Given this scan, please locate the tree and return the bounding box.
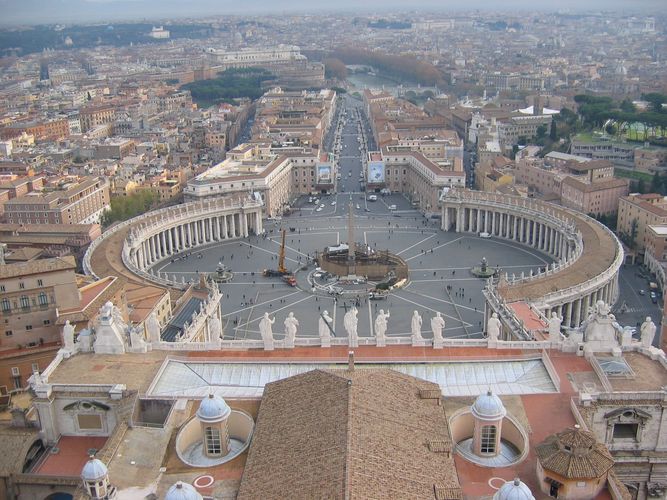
[324,58,347,80]
[536,124,548,139]
[651,172,663,193]
[620,98,635,113]
[629,218,639,249]
[549,120,558,141]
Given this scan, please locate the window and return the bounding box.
[31,363,39,373]
[5,330,12,337]
[19,282,25,289]
[205,426,222,455]
[0,285,4,292]
[1,299,10,313]
[11,367,19,376]
[43,319,50,325]
[38,293,48,306]
[20,296,29,310]
[25,325,32,331]
[37,279,43,287]
[613,423,639,440]
[480,425,497,454]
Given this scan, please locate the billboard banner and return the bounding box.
[317,163,332,184]
[367,161,385,184]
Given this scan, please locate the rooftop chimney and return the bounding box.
[348,351,355,371]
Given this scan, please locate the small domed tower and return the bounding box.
[81,455,115,499]
[164,481,203,500]
[471,390,506,457]
[196,393,231,458]
[493,477,535,500]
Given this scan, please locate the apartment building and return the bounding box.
[4,177,110,225]
[618,193,667,254]
[0,256,79,351]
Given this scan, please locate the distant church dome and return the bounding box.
[493,478,535,500]
[196,393,231,423]
[472,390,507,421]
[165,481,203,500]
[81,457,108,481]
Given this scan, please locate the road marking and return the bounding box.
[396,234,436,256]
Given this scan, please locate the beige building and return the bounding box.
[4,177,110,225]
[617,193,667,254]
[185,143,318,216]
[560,176,629,217]
[0,257,79,352]
[0,257,81,390]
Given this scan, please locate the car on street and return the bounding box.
[639,289,646,295]
[316,207,323,212]
[331,201,336,206]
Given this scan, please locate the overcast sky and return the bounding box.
[0,0,664,26]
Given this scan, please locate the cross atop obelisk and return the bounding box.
[347,201,355,263]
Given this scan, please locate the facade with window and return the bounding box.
[0,256,79,352]
[0,256,81,390]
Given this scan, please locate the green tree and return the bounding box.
[620,98,635,113]
[651,172,663,193]
[100,190,158,228]
[536,125,547,139]
[549,120,558,141]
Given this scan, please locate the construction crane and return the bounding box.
[263,229,296,286]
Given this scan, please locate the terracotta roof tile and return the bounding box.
[238,368,460,500]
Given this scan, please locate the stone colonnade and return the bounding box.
[127,199,264,272]
[442,190,622,330]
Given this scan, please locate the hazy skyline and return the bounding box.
[0,0,665,26]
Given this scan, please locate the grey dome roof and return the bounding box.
[472,390,507,421]
[493,478,535,500]
[165,481,203,500]
[196,393,231,423]
[81,457,108,481]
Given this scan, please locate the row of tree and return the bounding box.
[100,190,158,228]
[180,67,274,107]
[574,94,667,140]
[331,47,444,86]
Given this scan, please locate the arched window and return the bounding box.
[481,425,497,454]
[1,298,9,312]
[38,292,48,306]
[20,296,30,310]
[205,426,222,455]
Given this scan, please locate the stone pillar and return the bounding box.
[573,298,582,327]
[491,211,496,235]
[256,211,262,234]
[476,209,482,233]
[148,236,155,262]
[230,214,236,238]
[159,232,166,258]
[513,216,518,241]
[468,208,474,232]
[566,301,575,328]
[223,215,229,239]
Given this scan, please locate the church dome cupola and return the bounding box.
[493,477,535,500]
[165,481,203,500]
[472,390,507,421]
[196,393,231,424]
